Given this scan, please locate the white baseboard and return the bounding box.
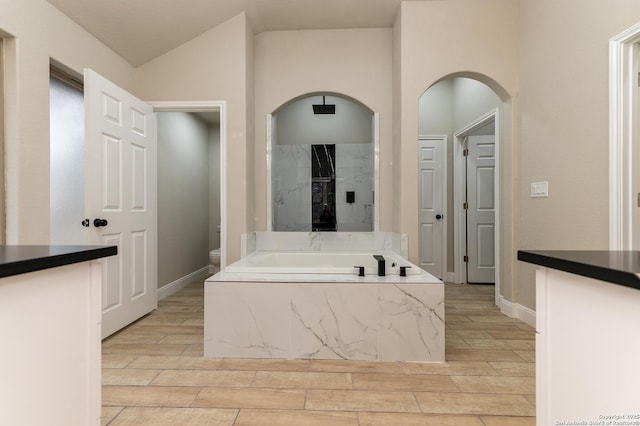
[444,272,456,283]
[498,295,536,327]
[157,266,213,301]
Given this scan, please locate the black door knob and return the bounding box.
[435,214,443,220]
[93,218,108,228]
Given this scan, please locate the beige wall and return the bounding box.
[209,124,221,251]
[135,13,255,264]
[157,112,210,288]
[254,28,393,231]
[0,0,134,244]
[396,0,519,302]
[392,10,403,233]
[517,0,640,308]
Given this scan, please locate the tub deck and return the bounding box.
[223,251,421,276]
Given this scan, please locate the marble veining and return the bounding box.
[205,283,289,359]
[290,285,378,360]
[378,284,444,362]
[271,143,373,232]
[205,279,444,362]
[253,231,395,253]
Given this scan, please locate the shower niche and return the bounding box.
[270,94,376,232]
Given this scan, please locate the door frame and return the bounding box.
[418,135,447,279]
[609,22,640,250]
[149,101,228,269]
[453,109,500,300]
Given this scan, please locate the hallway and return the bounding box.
[101,282,535,425]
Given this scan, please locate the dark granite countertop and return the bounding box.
[517,250,640,291]
[0,245,117,278]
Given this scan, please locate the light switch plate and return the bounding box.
[531,181,549,198]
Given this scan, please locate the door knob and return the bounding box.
[435,214,443,220]
[81,218,90,227]
[93,218,108,227]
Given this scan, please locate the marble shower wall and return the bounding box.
[335,143,374,231]
[272,143,373,232]
[272,145,312,231]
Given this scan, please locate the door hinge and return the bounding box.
[463,202,469,210]
[463,255,469,263]
[463,148,469,157]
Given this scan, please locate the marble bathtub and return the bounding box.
[225,251,421,276]
[204,232,444,362]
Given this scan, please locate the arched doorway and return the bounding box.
[418,74,511,309]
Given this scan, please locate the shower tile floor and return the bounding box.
[101,282,535,425]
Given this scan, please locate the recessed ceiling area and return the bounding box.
[46,0,413,67]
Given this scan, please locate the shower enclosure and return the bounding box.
[270,94,375,232]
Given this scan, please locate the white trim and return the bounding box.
[453,109,501,306]
[418,135,447,280]
[497,294,536,328]
[609,23,640,250]
[453,135,466,284]
[266,114,273,231]
[373,112,380,231]
[148,101,228,269]
[157,266,211,301]
[444,272,455,283]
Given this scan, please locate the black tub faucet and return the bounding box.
[373,255,385,276]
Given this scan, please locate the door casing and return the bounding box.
[454,109,500,303]
[609,22,640,250]
[149,101,227,270]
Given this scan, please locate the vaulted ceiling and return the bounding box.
[47,0,412,67]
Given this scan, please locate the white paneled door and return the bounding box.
[418,137,446,279]
[466,134,495,283]
[85,69,158,338]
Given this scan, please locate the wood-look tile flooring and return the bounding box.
[102,282,535,425]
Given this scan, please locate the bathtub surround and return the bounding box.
[242,231,407,257]
[205,232,443,362]
[206,280,443,361]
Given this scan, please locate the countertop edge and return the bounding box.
[517,250,640,291]
[0,246,118,279]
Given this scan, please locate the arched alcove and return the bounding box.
[268,93,378,232]
[418,74,514,312]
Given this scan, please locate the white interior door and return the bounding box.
[466,134,495,283]
[85,69,158,338]
[418,136,446,279]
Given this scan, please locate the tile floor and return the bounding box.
[102,282,535,425]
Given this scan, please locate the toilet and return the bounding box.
[209,248,221,273]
